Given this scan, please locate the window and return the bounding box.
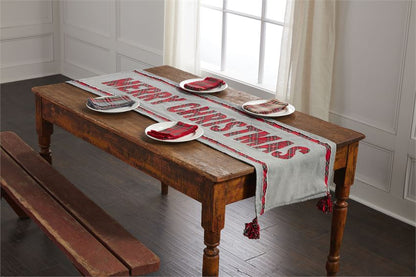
[200,0,287,95]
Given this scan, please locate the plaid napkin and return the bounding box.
[147,122,198,140]
[87,95,135,110]
[184,77,225,91]
[244,99,289,115]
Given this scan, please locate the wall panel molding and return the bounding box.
[404,155,416,202]
[0,24,54,40]
[412,95,416,140]
[116,54,152,72]
[0,0,53,28]
[391,0,414,135]
[329,110,397,136]
[355,141,394,193]
[1,33,54,68]
[331,0,415,225]
[116,40,163,66]
[61,0,163,80]
[116,0,164,55]
[63,24,113,51]
[0,0,59,83]
[63,35,112,76]
[331,0,412,135]
[61,61,96,80]
[62,0,111,37]
[116,38,164,57]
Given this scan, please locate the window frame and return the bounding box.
[200,0,285,96]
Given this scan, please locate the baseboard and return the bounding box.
[1,62,59,84]
[350,194,416,227]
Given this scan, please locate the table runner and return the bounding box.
[68,70,336,238]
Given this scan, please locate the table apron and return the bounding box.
[40,100,219,203]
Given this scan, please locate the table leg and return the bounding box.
[35,96,53,164]
[201,184,226,276]
[326,142,359,276]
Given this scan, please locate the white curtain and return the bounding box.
[276,0,337,121]
[163,0,200,74]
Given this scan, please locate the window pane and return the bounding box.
[200,7,222,70]
[201,0,223,9]
[266,0,287,23]
[225,14,260,84]
[262,23,283,91]
[227,0,262,17]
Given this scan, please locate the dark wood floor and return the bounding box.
[1,75,415,276]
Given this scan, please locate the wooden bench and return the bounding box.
[1,131,160,276]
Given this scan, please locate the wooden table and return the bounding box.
[33,65,365,276]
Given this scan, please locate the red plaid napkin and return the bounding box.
[87,95,135,110]
[147,122,198,140]
[244,99,289,115]
[184,77,225,91]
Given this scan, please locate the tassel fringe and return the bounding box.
[317,192,333,213]
[244,194,332,240]
[244,217,260,239]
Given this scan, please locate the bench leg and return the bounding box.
[161,182,168,195]
[326,142,359,276]
[201,184,226,276]
[1,188,29,219]
[35,96,53,164]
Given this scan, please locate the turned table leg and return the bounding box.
[326,142,359,276]
[201,184,226,276]
[35,96,53,164]
[203,230,221,276]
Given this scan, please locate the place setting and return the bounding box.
[241,98,295,117]
[86,95,140,113]
[145,121,203,143]
[179,77,228,93]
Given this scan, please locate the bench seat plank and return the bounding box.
[0,131,160,276]
[1,149,129,276]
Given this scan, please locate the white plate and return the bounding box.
[179,78,228,93]
[145,121,204,143]
[242,99,295,117]
[86,96,140,113]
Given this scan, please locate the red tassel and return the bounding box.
[244,217,260,239]
[317,193,333,213]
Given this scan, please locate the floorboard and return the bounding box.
[1,75,415,276]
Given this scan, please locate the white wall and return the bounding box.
[0,0,414,225]
[330,0,415,225]
[60,0,164,79]
[0,0,60,83]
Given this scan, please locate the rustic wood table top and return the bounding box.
[32,65,365,276]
